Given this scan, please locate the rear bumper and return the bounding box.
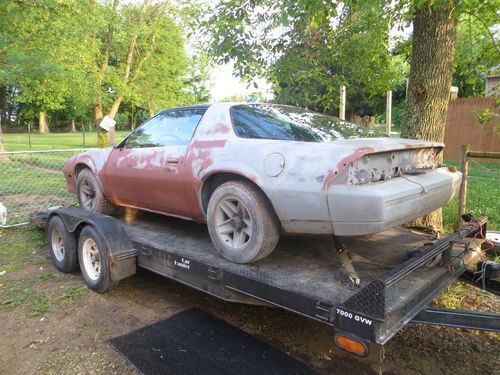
[328,168,461,236]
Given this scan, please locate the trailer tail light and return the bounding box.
[334,334,369,357]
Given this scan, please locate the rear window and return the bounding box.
[230,104,382,142]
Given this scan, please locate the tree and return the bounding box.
[400,1,457,231]
[452,3,499,97]
[205,1,404,115]
[0,1,96,133]
[92,0,193,145]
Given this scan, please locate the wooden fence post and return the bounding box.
[458,144,469,227]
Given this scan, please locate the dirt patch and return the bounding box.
[0,228,498,374]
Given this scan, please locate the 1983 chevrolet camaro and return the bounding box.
[64,103,461,263]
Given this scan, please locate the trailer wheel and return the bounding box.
[78,225,118,293]
[76,169,115,215]
[47,216,78,273]
[207,181,280,263]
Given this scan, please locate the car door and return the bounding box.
[102,108,206,216]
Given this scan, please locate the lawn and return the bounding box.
[1,131,499,230]
[443,160,499,231]
[3,130,130,151]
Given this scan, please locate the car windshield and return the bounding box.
[230,104,383,142]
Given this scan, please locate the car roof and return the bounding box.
[162,104,211,111]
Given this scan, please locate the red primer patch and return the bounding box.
[322,147,375,191]
[205,123,230,135]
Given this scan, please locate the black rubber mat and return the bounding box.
[109,308,317,375]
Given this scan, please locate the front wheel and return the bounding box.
[207,181,280,263]
[76,168,115,215]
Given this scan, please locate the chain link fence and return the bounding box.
[0,149,92,227]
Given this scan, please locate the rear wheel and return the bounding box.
[76,168,115,214]
[207,181,280,263]
[78,225,118,293]
[47,216,78,273]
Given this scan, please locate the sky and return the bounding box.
[209,63,273,101]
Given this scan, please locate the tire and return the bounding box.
[207,181,280,263]
[47,216,78,273]
[76,168,115,215]
[78,225,118,293]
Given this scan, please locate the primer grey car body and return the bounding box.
[64,103,461,236]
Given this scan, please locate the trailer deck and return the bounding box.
[31,207,499,355]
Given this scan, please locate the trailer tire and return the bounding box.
[47,216,78,273]
[76,169,115,215]
[78,225,118,293]
[207,181,280,263]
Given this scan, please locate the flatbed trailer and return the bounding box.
[31,207,500,357]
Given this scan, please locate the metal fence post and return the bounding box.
[458,144,469,227]
[82,125,86,150]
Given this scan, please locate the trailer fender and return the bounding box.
[48,207,137,281]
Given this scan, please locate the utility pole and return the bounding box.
[339,85,346,120]
[386,90,392,136]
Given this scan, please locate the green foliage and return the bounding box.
[452,3,500,97]
[475,98,500,133]
[0,1,96,114]
[0,0,210,134]
[205,1,405,115]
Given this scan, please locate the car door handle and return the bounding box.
[167,158,180,164]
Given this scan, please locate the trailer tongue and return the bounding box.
[31,208,499,357]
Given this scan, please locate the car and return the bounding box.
[63,103,461,263]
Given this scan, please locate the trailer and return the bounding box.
[30,207,500,357]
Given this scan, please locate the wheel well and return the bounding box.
[74,163,90,177]
[200,173,280,224]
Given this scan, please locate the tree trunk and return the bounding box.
[401,1,458,232]
[70,119,76,132]
[108,93,124,119]
[107,0,149,120]
[39,111,49,133]
[94,104,108,147]
[94,0,120,148]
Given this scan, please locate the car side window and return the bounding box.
[125,109,206,148]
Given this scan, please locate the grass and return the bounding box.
[443,160,499,231]
[0,227,87,317]
[3,131,130,151]
[0,227,46,271]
